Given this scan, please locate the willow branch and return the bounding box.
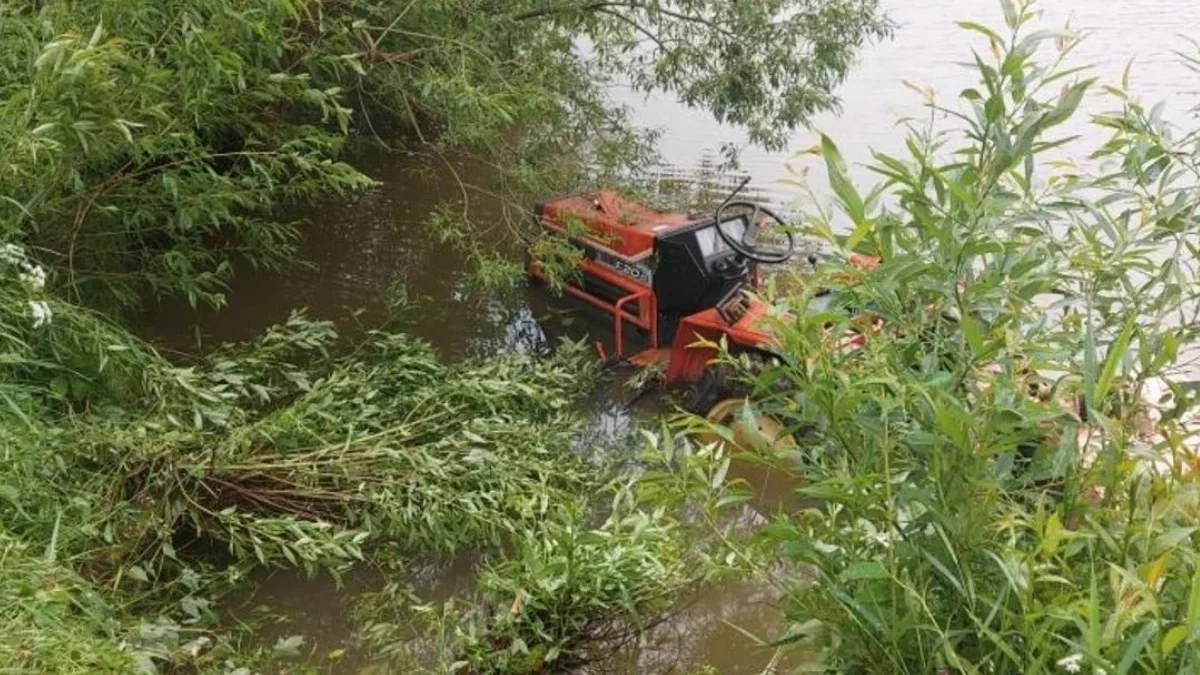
[594,7,668,52]
[513,0,734,38]
[512,0,617,21]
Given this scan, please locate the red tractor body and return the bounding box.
[527,189,782,386]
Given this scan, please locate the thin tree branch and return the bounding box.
[594,7,668,53]
[513,0,616,21]
[514,0,735,39]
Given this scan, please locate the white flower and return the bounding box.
[19,263,45,291]
[0,243,23,266]
[28,300,51,328]
[1057,653,1083,673]
[183,635,211,657]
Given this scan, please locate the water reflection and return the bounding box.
[138,146,558,360]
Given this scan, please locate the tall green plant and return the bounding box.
[698,1,1200,672]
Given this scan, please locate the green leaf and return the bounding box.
[715,493,752,509]
[1115,621,1157,674]
[273,635,305,658]
[1154,527,1195,551]
[765,619,823,648]
[833,589,886,636]
[957,21,1004,46]
[822,134,866,226]
[1188,557,1200,629]
[1043,513,1064,556]
[44,511,60,563]
[1000,0,1020,30]
[1044,80,1095,128]
[985,94,1005,124]
[846,219,873,252]
[1096,315,1137,404]
[88,22,104,48]
[840,560,889,581]
[961,314,985,355]
[711,456,730,490]
[921,546,967,599]
[1162,625,1188,656]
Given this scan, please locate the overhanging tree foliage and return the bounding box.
[0,0,889,308]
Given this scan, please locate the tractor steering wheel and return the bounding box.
[714,200,795,265]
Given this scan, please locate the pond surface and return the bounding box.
[143,1,1200,672]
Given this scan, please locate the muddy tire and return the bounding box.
[682,350,786,414]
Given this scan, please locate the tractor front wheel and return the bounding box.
[683,353,799,452]
[696,397,795,453]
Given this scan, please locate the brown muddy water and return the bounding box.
[141,1,1200,671]
[138,148,553,360]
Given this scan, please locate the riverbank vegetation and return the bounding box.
[9,0,1200,673]
[706,2,1200,672]
[0,292,742,672]
[0,1,885,670]
[0,0,888,308]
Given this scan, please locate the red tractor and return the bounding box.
[526,179,812,418]
[526,192,1077,474]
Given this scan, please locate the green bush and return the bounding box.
[700,1,1200,672]
[356,434,746,674]
[457,499,695,672]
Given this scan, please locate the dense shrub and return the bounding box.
[703,2,1200,672]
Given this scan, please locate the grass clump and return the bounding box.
[0,533,133,674]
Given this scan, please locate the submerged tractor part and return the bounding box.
[694,394,803,516]
[685,357,797,453]
[695,397,796,454]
